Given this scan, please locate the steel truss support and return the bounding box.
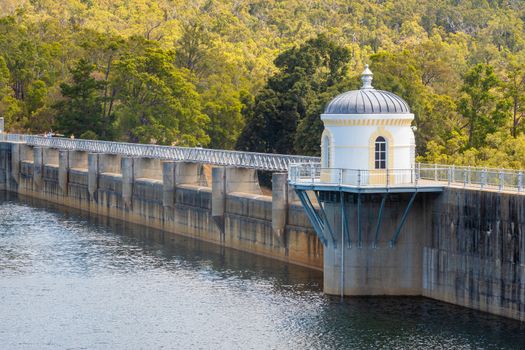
[296,189,417,248]
[295,189,328,246]
[389,191,418,246]
[314,191,337,247]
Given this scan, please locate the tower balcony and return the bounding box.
[289,163,525,194]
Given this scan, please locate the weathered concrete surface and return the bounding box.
[423,188,525,321]
[320,188,524,321]
[0,142,321,271]
[322,192,434,296]
[272,173,288,242]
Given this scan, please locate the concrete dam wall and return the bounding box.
[320,190,524,321]
[0,141,523,321]
[424,188,525,321]
[0,142,322,270]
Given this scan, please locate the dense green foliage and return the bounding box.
[236,35,351,154]
[54,59,113,139]
[2,1,525,167]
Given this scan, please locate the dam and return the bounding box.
[0,134,523,323]
[0,68,523,324]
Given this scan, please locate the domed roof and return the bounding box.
[324,65,410,114]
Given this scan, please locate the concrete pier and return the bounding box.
[311,188,524,321]
[211,166,226,236]
[121,157,133,210]
[162,161,176,208]
[33,147,43,192]
[87,153,98,200]
[272,173,288,242]
[58,150,68,195]
[321,193,433,296]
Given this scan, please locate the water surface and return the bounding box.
[0,195,523,349]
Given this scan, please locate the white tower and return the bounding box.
[320,65,415,183]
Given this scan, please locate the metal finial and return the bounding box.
[361,64,373,89]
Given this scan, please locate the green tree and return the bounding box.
[501,55,525,138]
[0,56,10,98]
[174,19,211,77]
[0,55,23,130]
[458,64,500,148]
[113,48,209,146]
[54,59,112,138]
[202,84,245,149]
[237,35,350,155]
[26,80,48,115]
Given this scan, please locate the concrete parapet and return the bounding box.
[88,153,99,199]
[175,162,202,186]
[98,154,121,174]
[20,144,33,162]
[225,167,261,194]
[134,157,162,181]
[33,147,43,191]
[58,150,69,195]
[121,157,134,210]
[43,147,59,166]
[272,173,288,241]
[69,151,88,170]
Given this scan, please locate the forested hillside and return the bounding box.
[1,0,525,167]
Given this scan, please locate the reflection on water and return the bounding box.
[0,193,523,349]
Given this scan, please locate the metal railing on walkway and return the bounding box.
[3,132,524,192]
[288,163,525,193]
[0,133,319,172]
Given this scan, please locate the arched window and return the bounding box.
[322,134,331,168]
[374,136,387,169]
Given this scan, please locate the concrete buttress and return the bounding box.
[212,166,225,237]
[162,161,175,208]
[272,173,288,242]
[88,153,98,201]
[33,147,43,192]
[121,157,134,210]
[58,150,69,196]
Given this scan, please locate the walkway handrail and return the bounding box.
[289,162,525,193]
[3,132,524,191]
[0,133,319,172]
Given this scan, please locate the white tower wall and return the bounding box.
[319,66,416,185]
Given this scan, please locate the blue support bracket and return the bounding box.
[314,190,337,247]
[389,191,417,246]
[373,193,387,248]
[295,189,328,246]
[303,190,324,231]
